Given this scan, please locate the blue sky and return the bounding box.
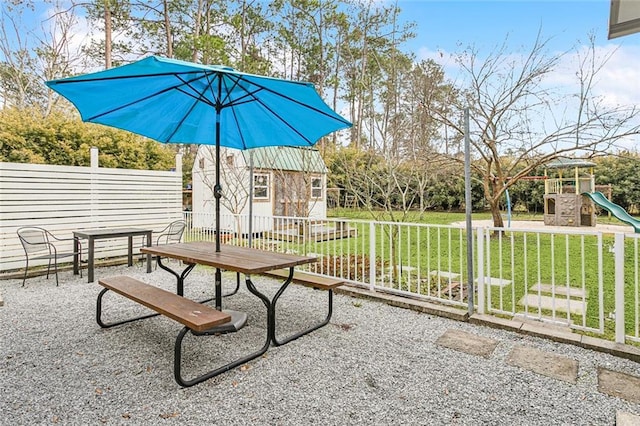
[11,1,637,53]
[12,1,637,60]
[398,0,621,53]
[7,1,640,111]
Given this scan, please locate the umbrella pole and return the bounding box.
[214,101,222,311]
[214,116,222,253]
[248,150,254,248]
[211,102,246,329]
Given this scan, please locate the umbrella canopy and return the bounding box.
[46,56,352,251]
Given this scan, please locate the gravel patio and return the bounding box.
[1,263,639,425]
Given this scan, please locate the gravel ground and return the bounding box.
[1,264,639,425]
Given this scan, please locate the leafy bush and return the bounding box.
[0,107,176,170]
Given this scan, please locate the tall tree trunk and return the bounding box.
[193,0,203,62]
[489,199,504,228]
[104,1,112,68]
[163,0,173,58]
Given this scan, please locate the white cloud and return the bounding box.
[37,2,99,73]
[416,46,467,86]
[419,39,640,110]
[592,44,640,107]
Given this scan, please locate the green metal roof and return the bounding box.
[544,158,596,169]
[241,146,327,173]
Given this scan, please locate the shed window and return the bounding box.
[311,177,322,199]
[254,174,269,200]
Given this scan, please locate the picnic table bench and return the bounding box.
[261,269,344,346]
[97,276,257,387]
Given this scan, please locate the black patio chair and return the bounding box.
[155,220,186,246]
[17,226,82,286]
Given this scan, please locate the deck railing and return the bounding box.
[183,211,639,345]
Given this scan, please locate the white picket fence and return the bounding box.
[0,148,183,272]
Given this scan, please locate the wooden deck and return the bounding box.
[264,223,357,242]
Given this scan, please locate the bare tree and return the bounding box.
[37,2,84,114]
[0,1,83,114]
[335,146,448,282]
[426,32,640,228]
[196,146,251,214]
[195,146,251,237]
[0,3,40,109]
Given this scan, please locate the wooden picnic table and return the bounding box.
[143,241,316,273]
[140,242,318,337]
[99,242,335,386]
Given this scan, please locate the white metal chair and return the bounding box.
[17,227,82,286]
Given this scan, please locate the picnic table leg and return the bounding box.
[270,267,334,347]
[96,288,160,328]
[156,257,196,297]
[175,278,272,388]
[174,322,270,387]
[222,272,241,298]
[215,268,222,310]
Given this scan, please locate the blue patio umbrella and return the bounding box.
[46,56,351,251]
[46,56,351,322]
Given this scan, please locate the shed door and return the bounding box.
[274,172,307,217]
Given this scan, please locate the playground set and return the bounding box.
[541,158,640,232]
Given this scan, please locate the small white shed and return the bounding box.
[192,146,328,235]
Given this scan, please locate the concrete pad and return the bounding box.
[475,276,512,287]
[598,367,640,404]
[435,329,499,358]
[529,283,587,298]
[429,271,460,283]
[389,265,417,272]
[518,294,586,315]
[617,411,640,426]
[506,346,578,384]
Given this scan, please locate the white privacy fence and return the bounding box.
[183,211,640,345]
[0,148,183,272]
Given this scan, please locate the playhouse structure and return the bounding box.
[543,158,597,227]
